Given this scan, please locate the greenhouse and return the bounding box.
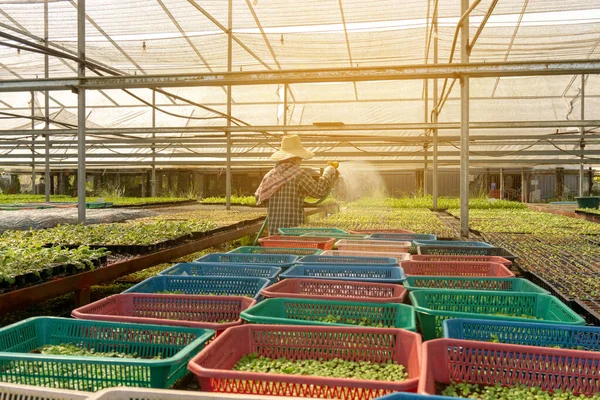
[1,1,600,399]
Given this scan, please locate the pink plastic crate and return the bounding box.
[400,260,515,277]
[348,229,414,234]
[261,278,408,303]
[321,250,410,262]
[336,239,412,253]
[259,235,335,250]
[72,293,255,334]
[410,254,512,267]
[188,325,422,399]
[419,338,600,396]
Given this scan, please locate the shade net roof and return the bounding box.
[1,0,600,170]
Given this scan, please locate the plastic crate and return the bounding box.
[278,227,348,236]
[413,240,493,248]
[403,276,549,294]
[321,250,411,261]
[194,253,298,267]
[336,239,412,253]
[0,383,87,400]
[443,318,600,351]
[419,338,600,396]
[72,294,255,334]
[228,246,322,256]
[417,245,517,260]
[400,260,515,277]
[89,387,305,399]
[370,233,436,241]
[188,325,422,398]
[375,394,453,400]
[258,235,335,250]
[158,262,281,282]
[297,254,400,267]
[409,290,586,340]
[261,278,408,303]
[410,254,512,267]
[123,276,271,301]
[348,229,414,234]
[240,298,416,331]
[281,264,406,283]
[0,317,214,392]
[301,232,370,240]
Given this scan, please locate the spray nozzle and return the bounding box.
[327,161,339,169]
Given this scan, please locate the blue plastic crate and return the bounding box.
[376,394,454,399]
[443,318,600,351]
[278,227,348,236]
[370,233,437,241]
[194,253,297,267]
[281,265,406,283]
[159,262,281,281]
[228,246,322,256]
[413,240,493,248]
[297,254,399,267]
[123,276,271,300]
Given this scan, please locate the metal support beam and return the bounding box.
[77,0,86,223]
[151,90,156,197]
[460,0,470,238]
[283,84,288,126]
[580,74,586,197]
[4,60,600,92]
[225,0,232,210]
[44,0,50,202]
[30,91,36,195]
[423,76,428,196]
[521,168,526,203]
[499,168,504,199]
[432,2,439,210]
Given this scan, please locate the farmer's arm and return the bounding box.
[297,167,335,199]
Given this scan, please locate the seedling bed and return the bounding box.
[573,299,600,326]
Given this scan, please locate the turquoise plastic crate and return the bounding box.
[403,276,549,294]
[413,240,493,248]
[228,246,322,256]
[158,262,281,281]
[376,394,453,400]
[281,265,406,283]
[370,233,436,241]
[297,254,399,267]
[124,276,271,300]
[0,317,214,392]
[278,227,347,236]
[194,253,297,267]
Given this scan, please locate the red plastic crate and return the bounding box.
[259,235,335,250]
[188,325,422,399]
[400,260,514,277]
[419,338,600,396]
[336,239,412,253]
[261,278,408,303]
[72,293,255,334]
[348,229,414,234]
[321,250,410,262]
[410,254,512,267]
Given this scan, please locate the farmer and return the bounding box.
[255,135,337,235]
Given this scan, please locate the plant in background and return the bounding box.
[98,183,125,199]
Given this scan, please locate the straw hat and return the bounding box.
[270,135,314,161]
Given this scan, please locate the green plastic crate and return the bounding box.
[278,227,348,236]
[0,317,214,392]
[409,290,585,340]
[240,297,416,331]
[228,246,323,256]
[300,233,370,240]
[403,277,549,294]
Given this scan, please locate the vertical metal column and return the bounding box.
[579,74,586,197]
[77,0,86,223]
[459,0,470,238]
[31,91,36,195]
[423,78,428,196]
[521,168,526,203]
[151,90,156,197]
[432,4,439,210]
[499,168,504,200]
[283,84,288,126]
[44,0,50,201]
[225,0,233,210]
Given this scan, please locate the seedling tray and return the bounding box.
[259,235,335,250]
[573,298,600,326]
[188,325,422,398]
[158,262,281,282]
[417,245,518,260]
[72,294,255,334]
[419,338,600,396]
[321,250,410,261]
[297,254,399,267]
[228,246,322,256]
[123,276,271,301]
[336,239,411,253]
[240,298,416,331]
[403,276,548,294]
[410,254,512,267]
[400,260,514,277]
[443,318,600,351]
[278,227,347,236]
[0,317,214,392]
[194,253,298,267]
[0,383,88,400]
[409,290,585,340]
[281,264,406,283]
[261,278,407,303]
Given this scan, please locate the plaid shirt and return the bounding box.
[266,169,332,235]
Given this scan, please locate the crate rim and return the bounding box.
[403,276,549,294]
[0,382,88,399]
[158,262,282,279]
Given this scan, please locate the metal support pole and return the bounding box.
[151,90,156,197]
[423,78,428,196]
[225,0,232,210]
[77,0,86,223]
[521,168,526,203]
[432,4,439,209]
[499,168,504,199]
[44,0,50,202]
[460,0,470,238]
[283,84,288,126]
[580,74,586,197]
[31,91,36,195]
